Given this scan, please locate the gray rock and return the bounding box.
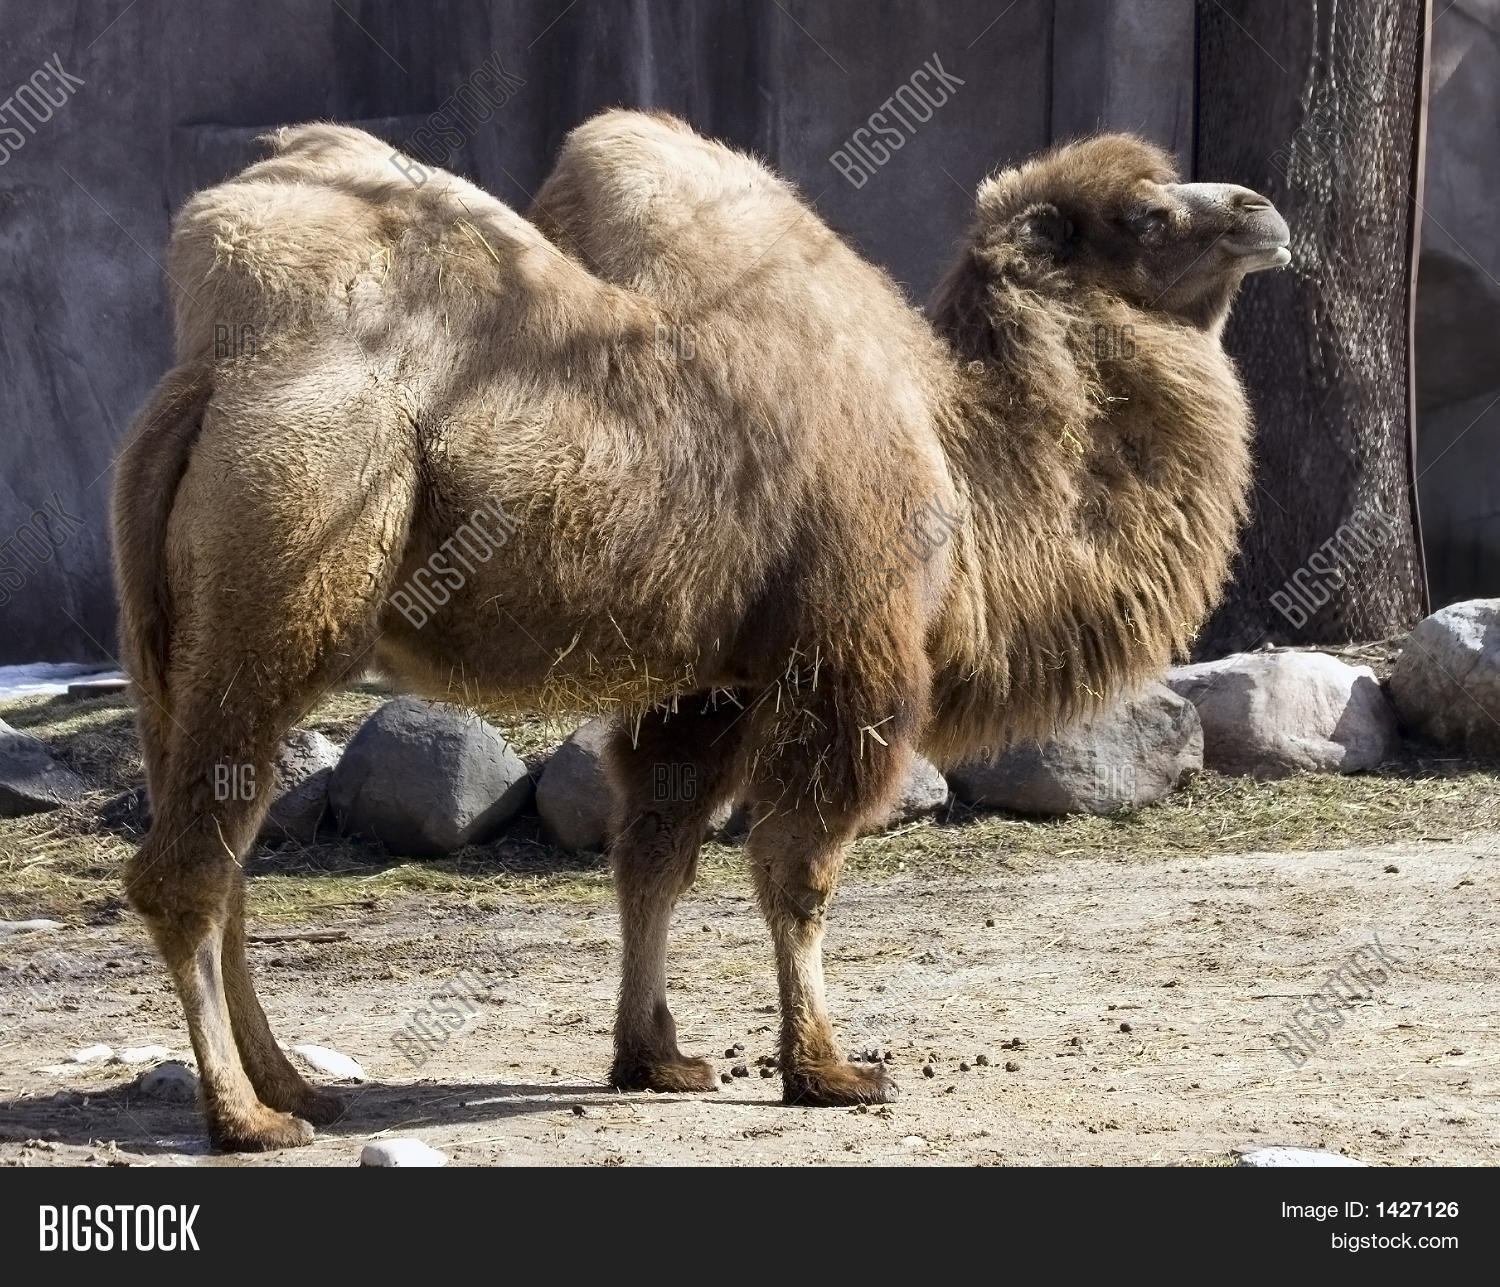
[98,785,150,836]
[137,1061,199,1104]
[64,678,130,700]
[949,684,1201,816]
[329,698,531,857]
[0,718,86,816]
[1390,600,1500,755]
[1238,1147,1366,1168]
[259,729,341,844]
[1167,651,1398,778]
[865,755,949,832]
[711,801,754,844]
[536,718,616,853]
[706,797,737,838]
[359,1138,447,1167]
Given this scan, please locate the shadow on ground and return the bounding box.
[0,1076,773,1157]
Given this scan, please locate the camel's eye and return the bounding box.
[1128,207,1170,244]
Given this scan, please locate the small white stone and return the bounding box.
[138,1062,199,1103]
[0,918,65,936]
[66,1044,115,1065]
[901,1135,928,1151]
[114,1045,171,1065]
[359,1138,447,1167]
[1239,1147,1367,1167]
[291,1043,366,1081]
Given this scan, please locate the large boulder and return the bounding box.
[0,718,86,816]
[1167,651,1397,777]
[866,754,950,831]
[949,683,1201,816]
[98,784,150,836]
[537,717,747,853]
[536,719,617,853]
[259,729,341,844]
[329,699,531,856]
[96,729,343,843]
[1390,600,1500,754]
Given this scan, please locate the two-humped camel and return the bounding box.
[112,116,1287,1148]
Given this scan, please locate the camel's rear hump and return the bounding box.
[165,123,580,368]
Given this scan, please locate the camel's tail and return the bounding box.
[110,363,214,711]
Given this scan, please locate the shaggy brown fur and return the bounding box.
[112,116,1285,1149]
[531,111,1284,1109]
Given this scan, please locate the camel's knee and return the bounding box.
[746,802,850,923]
[124,828,237,940]
[753,858,837,925]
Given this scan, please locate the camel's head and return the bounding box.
[968,133,1291,331]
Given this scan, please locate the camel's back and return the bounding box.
[534,110,956,502]
[165,124,577,367]
[537,112,933,348]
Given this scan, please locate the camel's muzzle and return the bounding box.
[1176,182,1292,271]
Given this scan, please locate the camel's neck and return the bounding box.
[921,276,1252,766]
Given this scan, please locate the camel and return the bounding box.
[111,116,1287,1150]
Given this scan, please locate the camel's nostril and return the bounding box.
[1234,192,1272,212]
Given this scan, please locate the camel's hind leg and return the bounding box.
[131,686,341,1132]
[221,880,346,1125]
[130,599,394,1149]
[607,694,758,1093]
[128,683,355,1150]
[127,394,415,1149]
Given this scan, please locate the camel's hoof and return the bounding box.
[287,1088,347,1127]
[783,1059,898,1107]
[255,1078,347,1126]
[210,1107,316,1152]
[610,1053,719,1094]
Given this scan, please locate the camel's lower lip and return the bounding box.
[1223,239,1292,269]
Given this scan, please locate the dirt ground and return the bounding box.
[2,831,1494,1166]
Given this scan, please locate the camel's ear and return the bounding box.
[1016,202,1077,259]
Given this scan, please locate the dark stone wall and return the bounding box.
[1415,0,1500,606]
[0,0,1194,663]
[5,0,1487,661]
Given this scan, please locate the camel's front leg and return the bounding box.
[748,807,896,1106]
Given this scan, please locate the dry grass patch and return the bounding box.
[4,682,1499,927]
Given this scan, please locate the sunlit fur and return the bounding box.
[534,114,1264,1111]
[533,117,1258,769]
